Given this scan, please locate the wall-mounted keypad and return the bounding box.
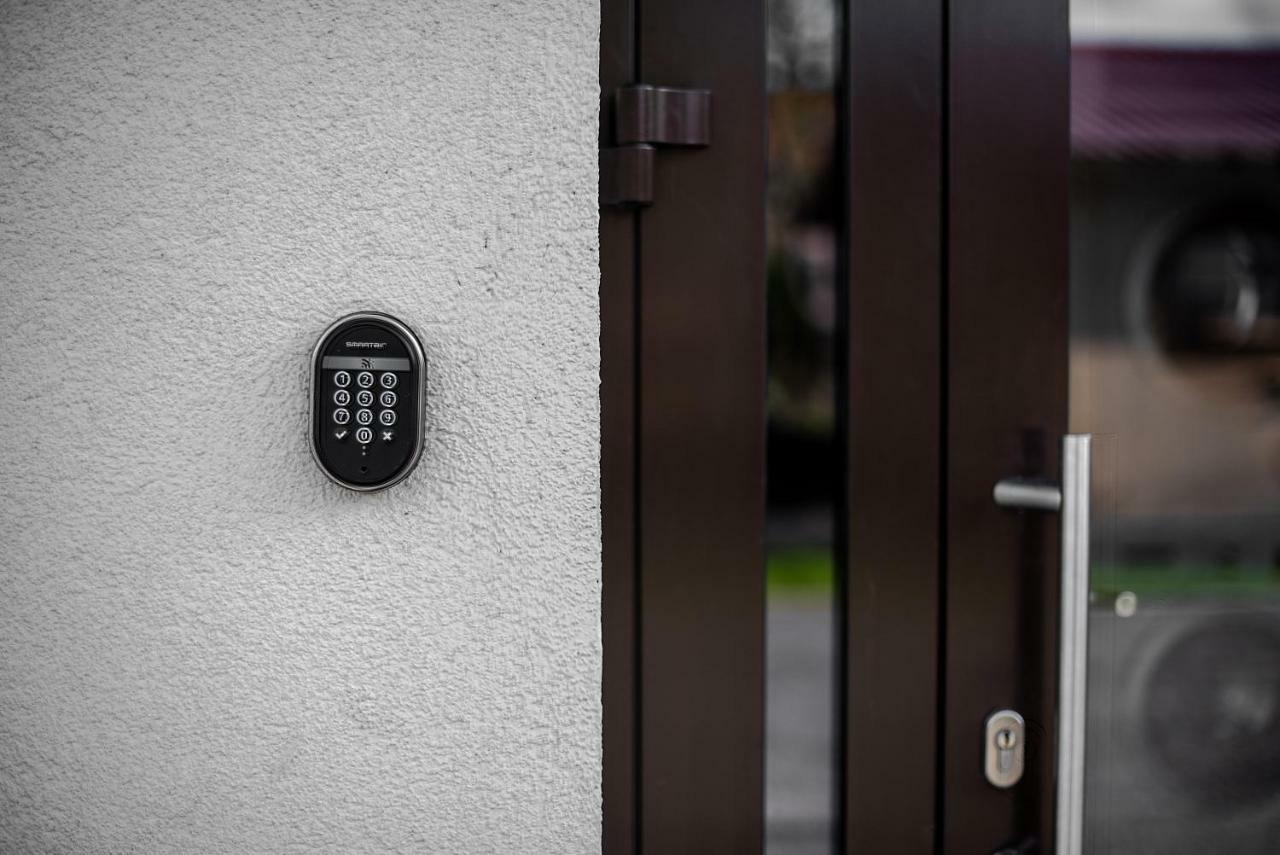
[310,313,426,491]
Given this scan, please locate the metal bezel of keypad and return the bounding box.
[309,313,425,491]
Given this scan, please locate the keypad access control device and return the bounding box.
[310,312,426,491]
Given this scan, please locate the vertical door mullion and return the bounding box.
[943,0,1070,851]
[842,0,945,852]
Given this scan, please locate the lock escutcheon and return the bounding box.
[984,709,1026,789]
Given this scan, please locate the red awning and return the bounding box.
[1072,46,1280,159]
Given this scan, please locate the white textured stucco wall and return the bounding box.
[0,1,601,852]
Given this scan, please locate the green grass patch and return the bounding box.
[767,547,834,597]
[765,554,1280,600]
[1092,564,1280,599]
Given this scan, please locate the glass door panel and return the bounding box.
[766,1,841,852]
[1071,2,1280,850]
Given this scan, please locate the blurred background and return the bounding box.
[1072,1,1280,853]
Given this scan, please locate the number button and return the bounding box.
[379,372,398,389]
[333,408,351,425]
[379,409,396,427]
[333,370,351,388]
[333,389,351,406]
[356,389,374,407]
[356,409,373,425]
[355,427,374,444]
[357,371,375,388]
[380,390,397,408]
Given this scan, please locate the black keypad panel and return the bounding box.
[311,313,426,490]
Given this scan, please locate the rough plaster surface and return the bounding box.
[0,1,601,851]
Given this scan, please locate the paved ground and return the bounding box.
[767,598,837,855]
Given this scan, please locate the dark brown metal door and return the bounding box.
[602,0,1071,852]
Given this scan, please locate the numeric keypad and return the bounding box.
[327,368,404,446]
[311,311,425,491]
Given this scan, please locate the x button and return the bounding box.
[381,430,394,442]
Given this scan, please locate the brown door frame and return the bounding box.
[600,0,639,850]
[602,0,1071,851]
[634,0,767,846]
[601,0,767,852]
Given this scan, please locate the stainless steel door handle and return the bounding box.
[993,434,1091,855]
[1055,435,1090,855]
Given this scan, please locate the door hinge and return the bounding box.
[601,84,711,208]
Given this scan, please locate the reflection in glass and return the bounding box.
[1071,1,1280,851]
[766,0,840,853]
